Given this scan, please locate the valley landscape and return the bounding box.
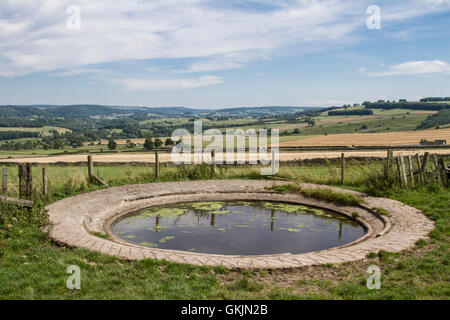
[0,0,449,308]
[0,100,449,302]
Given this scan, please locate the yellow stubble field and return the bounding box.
[279,128,450,147]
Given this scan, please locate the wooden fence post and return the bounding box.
[212,149,217,172]
[415,153,423,183]
[438,157,448,186]
[25,164,32,201]
[408,155,414,186]
[87,155,93,179]
[18,164,25,199]
[211,149,217,176]
[399,153,408,187]
[2,168,7,196]
[42,167,47,196]
[2,167,7,196]
[155,151,160,179]
[386,148,393,168]
[86,155,108,187]
[421,152,430,174]
[396,157,403,186]
[433,154,442,184]
[341,153,345,185]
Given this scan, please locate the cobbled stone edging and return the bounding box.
[46,180,434,269]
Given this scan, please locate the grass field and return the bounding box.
[0,138,42,146]
[0,160,448,299]
[0,161,383,199]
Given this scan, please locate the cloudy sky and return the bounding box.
[0,0,449,108]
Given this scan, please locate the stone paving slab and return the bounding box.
[46,180,434,269]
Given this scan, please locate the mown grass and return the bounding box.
[0,160,448,299]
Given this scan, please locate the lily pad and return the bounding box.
[159,236,176,243]
[279,227,302,232]
[139,241,159,248]
[210,210,230,214]
[262,202,309,213]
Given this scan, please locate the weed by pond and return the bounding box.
[272,184,364,206]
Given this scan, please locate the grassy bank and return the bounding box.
[1,160,383,201]
[0,161,448,299]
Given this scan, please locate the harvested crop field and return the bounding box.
[1,149,449,164]
[280,128,450,147]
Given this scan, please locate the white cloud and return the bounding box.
[371,60,450,76]
[0,0,363,77]
[0,0,449,83]
[116,75,223,91]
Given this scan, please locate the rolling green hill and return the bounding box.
[0,105,308,119]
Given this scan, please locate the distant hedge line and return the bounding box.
[0,131,40,141]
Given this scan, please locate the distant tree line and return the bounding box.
[363,101,450,111]
[416,109,450,130]
[328,109,373,116]
[0,118,49,128]
[420,97,450,102]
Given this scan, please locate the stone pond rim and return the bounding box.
[46,180,434,269]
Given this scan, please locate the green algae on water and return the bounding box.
[191,202,225,211]
[210,210,229,214]
[262,202,309,213]
[141,207,188,218]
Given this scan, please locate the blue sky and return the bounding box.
[0,0,449,108]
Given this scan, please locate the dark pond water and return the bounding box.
[112,201,366,255]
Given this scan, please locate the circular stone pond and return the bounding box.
[46,180,435,269]
[112,201,366,255]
